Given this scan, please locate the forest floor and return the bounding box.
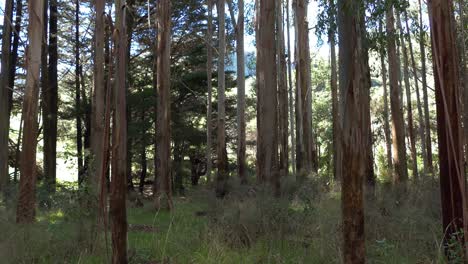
[0,178,446,263]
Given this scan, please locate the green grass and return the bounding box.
[0,179,447,263]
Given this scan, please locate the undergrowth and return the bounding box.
[0,178,448,263]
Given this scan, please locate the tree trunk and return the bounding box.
[154,0,173,209]
[138,142,147,194]
[277,0,289,177]
[110,0,128,262]
[294,0,315,175]
[386,5,408,184]
[418,0,434,175]
[397,12,418,181]
[404,11,428,178]
[41,0,52,192]
[0,0,14,194]
[329,0,340,181]
[8,0,23,115]
[92,0,106,195]
[361,13,375,190]
[206,0,213,184]
[216,0,228,197]
[226,0,247,184]
[428,0,468,259]
[257,0,279,195]
[16,0,44,223]
[286,0,296,176]
[379,20,393,177]
[338,0,366,261]
[75,0,84,185]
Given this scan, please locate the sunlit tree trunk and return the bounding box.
[428,0,468,259]
[404,10,427,178]
[386,4,408,184]
[286,0,296,176]
[338,0,366,262]
[379,20,392,177]
[16,0,44,223]
[418,0,434,175]
[154,0,173,209]
[397,12,418,181]
[257,0,279,195]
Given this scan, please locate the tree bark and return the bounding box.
[16,0,44,223]
[43,0,57,192]
[257,0,279,195]
[110,0,128,262]
[277,0,289,177]
[404,10,428,178]
[216,0,228,197]
[418,0,434,175]
[428,0,468,259]
[294,0,316,175]
[397,12,418,181]
[0,0,14,194]
[226,0,247,184]
[8,0,22,115]
[154,0,173,209]
[338,0,366,262]
[286,0,296,176]
[206,0,213,184]
[386,5,408,184]
[75,0,84,185]
[329,0,340,181]
[379,19,393,177]
[93,0,106,195]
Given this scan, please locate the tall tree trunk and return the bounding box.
[338,0,366,261]
[125,0,135,193]
[8,0,22,115]
[216,0,228,197]
[138,134,147,194]
[75,0,84,185]
[379,19,393,177]
[386,4,408,184]
[0,0,14,194]
[206,0,213,184]
[428,0,468,259]
[237,0,247,183]
[16,0,44,223]
[257,0,279,195]
[329,0,340,181]
[459,0,468,176]
[286,0,296,176]
[397,12,418,181]
[361,13,374,190]
[294,0,310,175]
[92,0,106,194]
[227,0,247,184]
[418,0,434,175]
[277,0,289,177]
[404,11,428,178]
[110,0,128,262]
[154,0,173,209]
[41,0,52,191]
